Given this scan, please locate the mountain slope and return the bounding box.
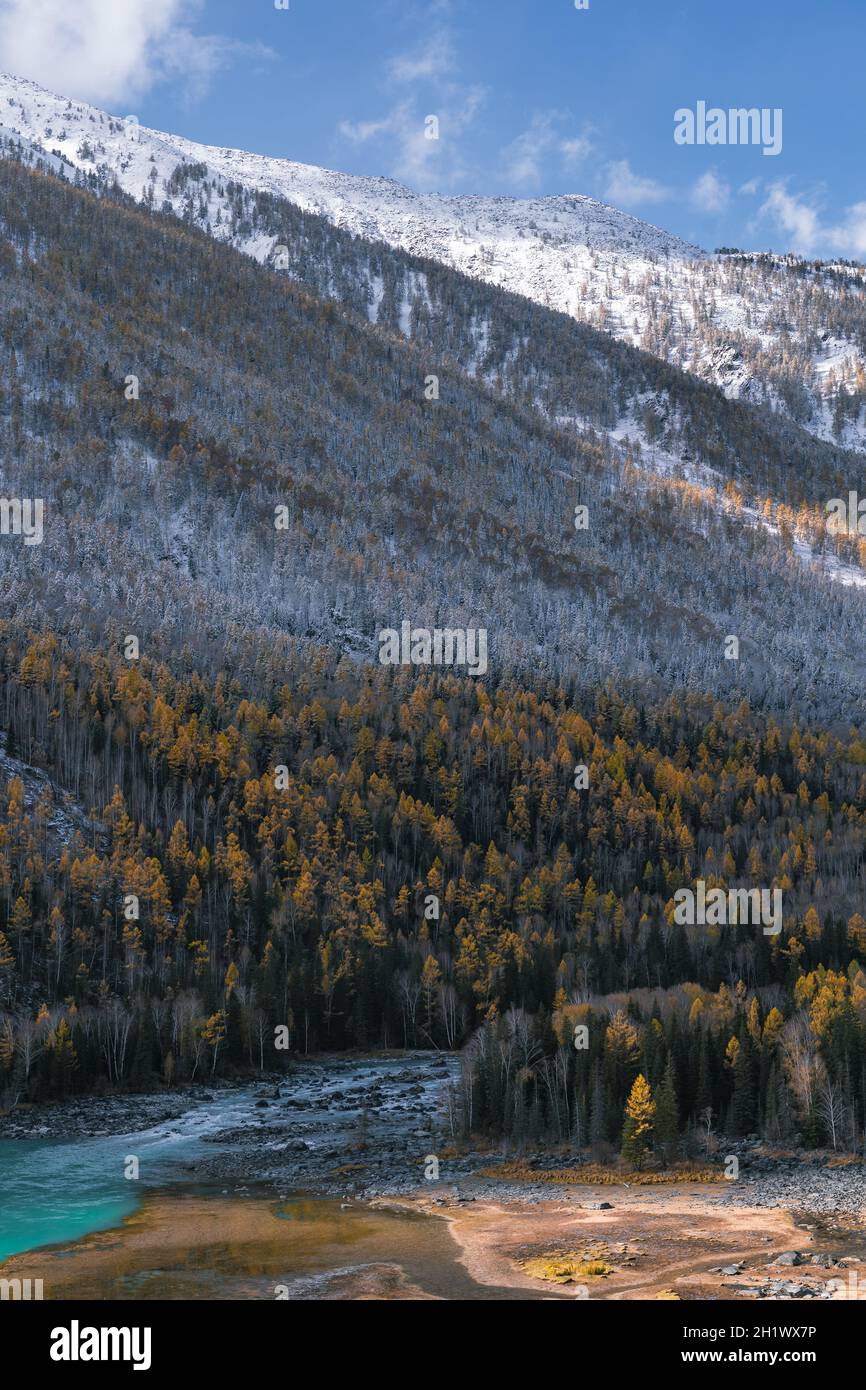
[2,89,862,532]
[0,157,865,722]
[2,71,866,452]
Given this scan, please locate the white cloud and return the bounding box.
[335,25,486,191]
[158,30,273,108]
[604,160,670,208]
[388,33,455,84]
[395,85,485,187]
[830,202,866,257]
[561,135,593,169]
[758,181,866,258]
[0,0,270,106]
[759,183,824,253]
[739,177,760,196]
[338,110,406,146]
[340,87,485,189]
[501,112,592,189]
[690,171,730,214]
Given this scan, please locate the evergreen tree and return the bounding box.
[732,1033,758,1136]
[654,1059,680,1165]
[589,1061,608,1152]
[621,1073,655,1169]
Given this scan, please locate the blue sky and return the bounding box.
[1,0,864,257]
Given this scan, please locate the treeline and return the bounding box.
[458,973,865,1156]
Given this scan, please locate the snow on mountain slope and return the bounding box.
[2,71,866,452]
[0,71,696,266]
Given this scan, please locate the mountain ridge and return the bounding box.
[0,152,865,723]
[3,71,866,453]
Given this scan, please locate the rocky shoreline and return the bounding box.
[0,1087,221,1140]
[192,1053,465,1197]
[0,1054,467,1198]
[3,1059,866,1223]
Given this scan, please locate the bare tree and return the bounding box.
[699,1105,715,1157]
[818,1079,846,1152]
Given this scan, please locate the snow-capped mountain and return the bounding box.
[2,143,865,723]
[2,70,865,453]
[0,73,697,263]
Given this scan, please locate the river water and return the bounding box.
[0,1066,558,1300]
[0,1089,262,1263]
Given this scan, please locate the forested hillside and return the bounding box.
[1,153,866,1158]
[4,125,864,510]
[1,158,865,720]
[2,631,866,1152]
[4,71,866,455]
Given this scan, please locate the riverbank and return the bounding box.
[0,1188,569,1300]
[0,1088,217,1139]
[6,1058,866,1215]
[399,1187,865,1300]
[1,1053,467,1197]
[3,1182,863,1301]
[3,1053,866,1299]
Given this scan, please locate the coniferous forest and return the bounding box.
[0,119,865,1170]
[3,623,866,1158]
[9,10,866,1337]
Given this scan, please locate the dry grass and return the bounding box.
[522,1251,613,1284]
[483,1160,725,1186]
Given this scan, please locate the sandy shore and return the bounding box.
[0,1190,453,1300]
[5,1180,863,1300]
[396,1185,865,1300]
[3,1187,562,1301]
